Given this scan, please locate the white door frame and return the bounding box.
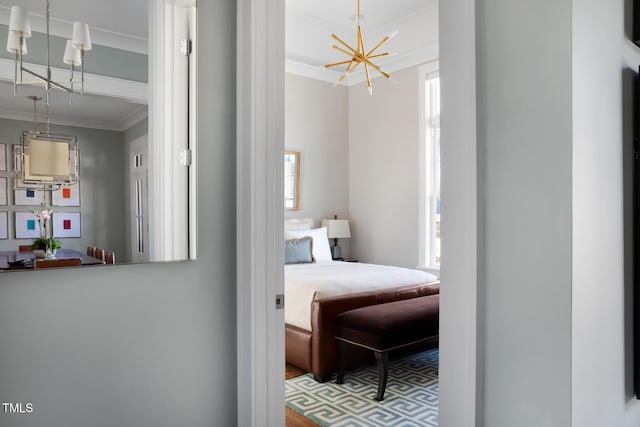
[236,0,286,425]
[236,0,481,425]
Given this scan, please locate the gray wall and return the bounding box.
[0,118,127,259]
[478,0,573,425]
[0,2,237,427]
[284,73,351,257]
[572,0,640,424]
[348,66,422,268]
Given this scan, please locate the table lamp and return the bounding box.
[321,215,351,260]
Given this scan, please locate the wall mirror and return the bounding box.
[0,0,197,271]
[285,151,300,210]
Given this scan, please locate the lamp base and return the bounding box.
[331,245,342,260]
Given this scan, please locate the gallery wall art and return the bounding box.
[52,182,80,206]
[15,211,40,239]
[53,212,81,238]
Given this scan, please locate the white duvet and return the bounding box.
[285,260,438,331]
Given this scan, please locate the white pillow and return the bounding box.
[285,227,332,261]
[284,218,314,231]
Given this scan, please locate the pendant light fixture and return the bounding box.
[6,0,92,102]
[324,0,397,94]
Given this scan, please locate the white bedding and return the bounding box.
[285,260,438,331]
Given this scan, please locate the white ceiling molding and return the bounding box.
[0,6,148,54]
[0,57,148,103]
[120,105,148,131]
[0,105,133,131]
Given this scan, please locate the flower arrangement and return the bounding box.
[30,205,60,255]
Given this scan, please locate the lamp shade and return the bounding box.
[6,32,27,55]
[72,22,92,51]
[321,219,351,239]
[9,6,31,38]
[29,138,70,177]
[63,40,81,66]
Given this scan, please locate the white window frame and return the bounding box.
[418,61,441,272]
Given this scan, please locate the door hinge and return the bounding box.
[179,149,192,166]
[275,294,285,310]
[180,38,193,56]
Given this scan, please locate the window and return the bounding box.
[419,64,441,269]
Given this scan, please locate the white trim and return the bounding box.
[120,105,149,132]
[438,0,481,424]
[0,58,148,104]
[237,0,285,424]
[0,7,148,54]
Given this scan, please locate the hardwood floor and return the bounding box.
[286,364,321,427]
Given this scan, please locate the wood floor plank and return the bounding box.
[286,364,321,427]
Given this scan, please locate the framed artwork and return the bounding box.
[0,143,5,172]
[14,187,45,206]
[0,177,6,205]
[0,212,7,239]
[15,212,40,239]
[52,182,80,206]
[53,212,81,238]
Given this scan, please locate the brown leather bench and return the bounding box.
[334,294,439,401]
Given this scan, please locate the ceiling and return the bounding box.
[286,0,439,85]
[0,0,438,129]
[0,0,148,131]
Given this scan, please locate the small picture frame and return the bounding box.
[0,177,6,205]
[52,182,80,206]
[15,211,40,239]
[0,212,7,239]
[53,212,81,238]
[14,187,45,206]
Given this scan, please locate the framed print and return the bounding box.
[15,212,40,239]
[0,212,7,239]
[14,187,45,206]
[0,177,6,205]
[52,182,80,206]
[0,143,5,171]
[53,212,81,238]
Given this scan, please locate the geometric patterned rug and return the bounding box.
[285,348,439,426]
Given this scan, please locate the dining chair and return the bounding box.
[34,258,81,269]
[104,250,115,265]
[19,245,33,252]
[86,246,96,257]
[94,248,106,263]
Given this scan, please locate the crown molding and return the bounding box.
[0,7,148,55]
[120,105,148,131]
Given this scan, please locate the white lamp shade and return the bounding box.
[6,32,27,54]
[9,6,31,38]
[321,219,351,239]
[63,40,81,66]
[72,22,92,51]
[29,139,70,177]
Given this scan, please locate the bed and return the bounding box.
[284,219,440,381]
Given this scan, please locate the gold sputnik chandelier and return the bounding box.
[324,0,397,94]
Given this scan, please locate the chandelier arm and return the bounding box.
[331,34,359,56]
[357,26,364,54]
[366,36,392,57]
[364,62,372,94]
[20,67,73,93]
[325,59,356,69]
[332,45,359,60]
[368,52,390,60]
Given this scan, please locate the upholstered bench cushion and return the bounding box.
[335,294,439,352]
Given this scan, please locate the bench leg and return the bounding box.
[336,340,348,384]
[374,351,389,401]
